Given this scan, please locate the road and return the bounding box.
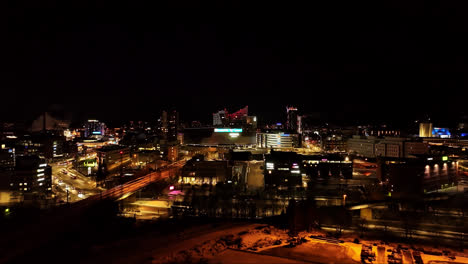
[322,219,466,247]
[51,160,104,203]
[74,159,186,207]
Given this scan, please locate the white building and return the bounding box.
[257,132,300,149]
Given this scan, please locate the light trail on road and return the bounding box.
[73,160,185,208]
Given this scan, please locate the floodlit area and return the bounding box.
[51,161,104,203]
[144,224,468,264]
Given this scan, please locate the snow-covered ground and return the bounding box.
[208,249,306,264]
[81,221,468,264]
[153,225,360,264]
[152,224,468,264]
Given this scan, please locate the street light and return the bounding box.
[120,150,123,178]
[65,186,70,204]
[342,194,347,206]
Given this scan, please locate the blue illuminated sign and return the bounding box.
[432,128,451,137]
[214,128,243,133]
[92,131,102,135]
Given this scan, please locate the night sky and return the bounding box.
[1,1,468,126]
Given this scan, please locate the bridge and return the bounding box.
[0,160,186,263]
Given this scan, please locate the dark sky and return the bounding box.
[1,1,468,126]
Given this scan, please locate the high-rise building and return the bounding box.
[297,115,302,134]
[160,110,179,142]
[159,111,167,138]
[286,106,298,132]
[84,119,106,138]
[168,110,179,142]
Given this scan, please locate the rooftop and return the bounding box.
[97,145,128,152]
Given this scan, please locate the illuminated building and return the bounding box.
[348,136,428,158]
[181,157,230,185]
[183,127,256,147]
[212,106,257,132]
[96,145,130,175]
[12,134,65,159]
[322,135,347,152]
[177,133,184,145]
[164,144,179,162]
[264,151,302,189]
[377,155,458,196]
[0,146,15,171]
[167,110,179,142]
[160,110,179,142]
[242,115,257,133]
[132,150,161,166]
[229,152,265,189]
[302,154,353,179]
[286,106,299,132]
[419,122,433,138]
[10,155,52,196]
[83,119,106,138]
[257,132,301,149]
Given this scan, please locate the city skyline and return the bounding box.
[2,2,468,263]
[2,104,466,130]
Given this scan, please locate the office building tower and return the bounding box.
[286,106,298,132]
[84,119,106,138]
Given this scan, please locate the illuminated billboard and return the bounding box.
[83,159,97,167]
[432,128,451,138]
[214,128,243,133]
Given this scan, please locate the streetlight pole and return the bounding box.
[120,151,123,178]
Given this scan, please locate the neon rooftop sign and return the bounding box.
[214,128,243,133]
